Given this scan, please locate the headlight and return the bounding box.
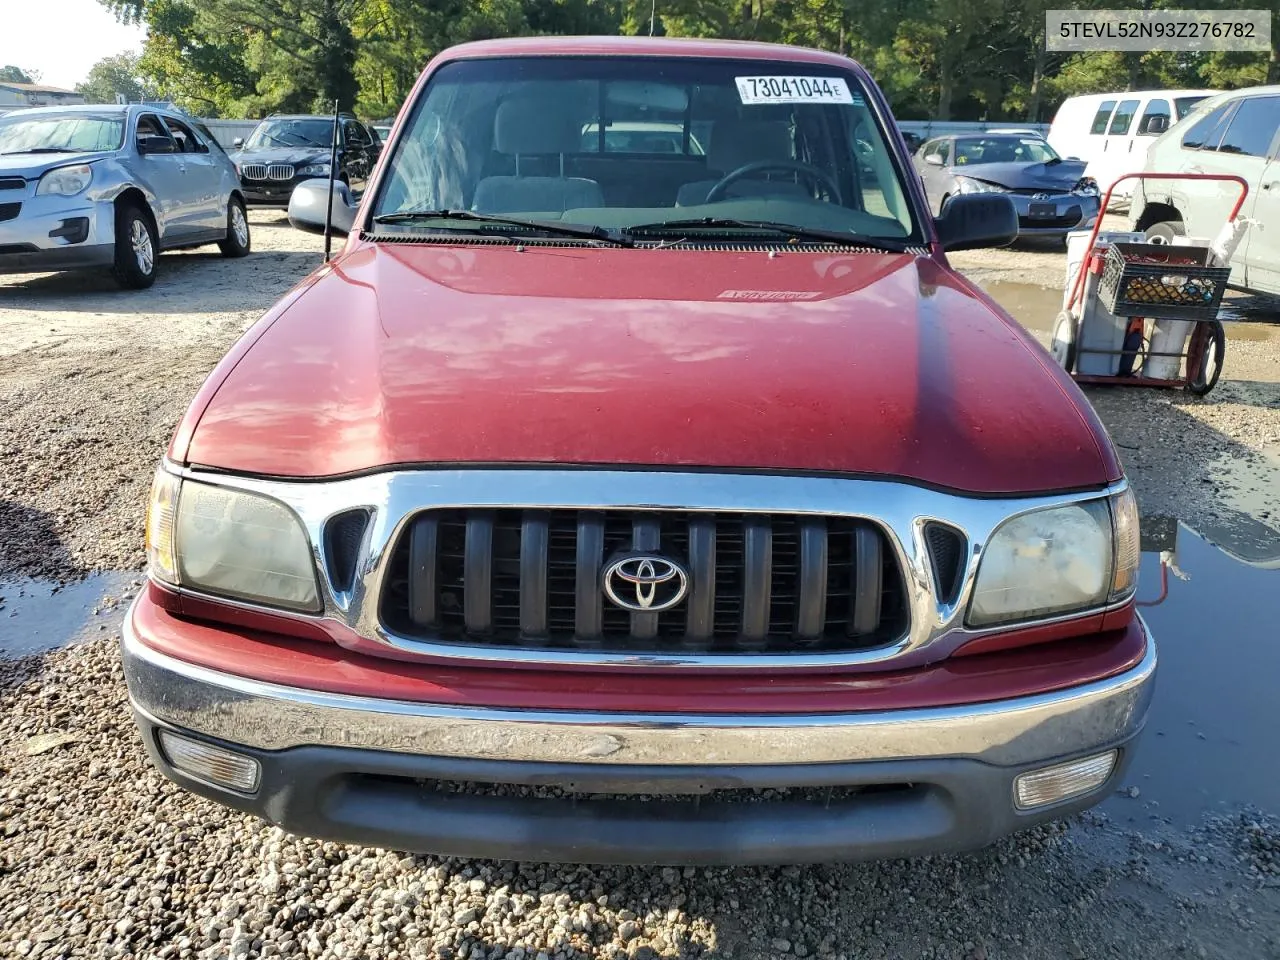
[36,163,93,197]
[1072,177,1100,197]
[955,176,1008,194]
[968,489,1139,627]
[146,468,321,613]
[299,163,330,176]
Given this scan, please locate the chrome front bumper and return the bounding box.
[123,614,1155,863]
[124,621,1156,769]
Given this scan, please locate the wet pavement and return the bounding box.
[0,571,137,659]
[1109,520,1280,826]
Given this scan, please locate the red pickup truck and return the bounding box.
[123,36,1154,865]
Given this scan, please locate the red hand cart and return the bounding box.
[1050,171,1249,396]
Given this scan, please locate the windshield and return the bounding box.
[373,56,916,242]
[1175,96,1210,120]
[245,118,335,149]
[0,114,124,154]
[953,136,1060,165]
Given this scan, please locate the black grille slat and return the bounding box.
[407,515,438,626]
[0,178,23,191]
[0,203,19,223]
[630,517,662,640]
[520,513,549,637]
[383,509,908,654]
[685,518,716,647]
[574,512,605,642]
[851,526,883,637]
[463,512,494,635]
[740,518,772,647]
[795,519,828,641]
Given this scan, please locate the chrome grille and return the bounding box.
[241,164,267,180]
[268,164,295,180]
[380,509,908,654]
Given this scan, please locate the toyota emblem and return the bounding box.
[602,555,690,613]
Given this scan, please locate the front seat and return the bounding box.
[676,119,810,207]
[471,98,604,214]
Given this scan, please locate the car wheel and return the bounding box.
[1050,310,1078,373]
[1186,320,1225,395]
[1144,220,1185,245]
[219,197,251,258]
[112,203,158,290]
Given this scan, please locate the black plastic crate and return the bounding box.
[1097,242,1231,321]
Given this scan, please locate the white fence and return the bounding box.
[199,119,260,147]
[897,120,1050,139]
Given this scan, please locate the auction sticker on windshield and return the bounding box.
[736,76,857,105]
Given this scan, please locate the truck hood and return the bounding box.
[0,151,111,179]
[181,242,1119,495]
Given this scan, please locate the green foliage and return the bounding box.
[99,0,1277,121]
[0,66,37,84]
[74,53,159,104]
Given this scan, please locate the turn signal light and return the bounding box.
[1014,750,1117,810]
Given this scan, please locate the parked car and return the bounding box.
[229,113,381,206]
[913,133,1100,240]
[899,129,923,153]
[125,36,1152,866]
[0,104,250,289]
[1130,85,1280,297]
[1046,89,1218,198]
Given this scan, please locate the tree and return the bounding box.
[0,66,37,83]
[75,53,158,104]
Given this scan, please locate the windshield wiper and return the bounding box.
[371,209,634,246]
[0,147,81,155]
[624,217,911,252]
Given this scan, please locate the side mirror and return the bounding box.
[232,137,244,149]
[934,193,1018,251]
[1145,116,1169,135]
[137,135,176,155]
[287,178,357,236]
[924,153,943,166]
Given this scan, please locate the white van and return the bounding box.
[1047,90,1218,198]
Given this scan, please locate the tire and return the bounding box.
[1144,220,1185,245]
[218,197,251,258]
[1050,310,1078,373]
[1187,320,1225,396]
[111,202,158,290]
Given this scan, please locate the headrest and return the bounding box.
[493,98,581,155]
[709,120,793,174]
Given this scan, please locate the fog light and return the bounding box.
[158,730,261,793]
[1014,751,1117,810]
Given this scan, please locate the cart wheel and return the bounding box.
[1186,320,1225,396]
[1050,310,1078,373]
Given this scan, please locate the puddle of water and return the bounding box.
[1106,520,1280,826]
[0,572,138,659]
[979,280,1280,350]
[978,280,1063,338]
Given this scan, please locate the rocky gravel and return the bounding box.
[2,211,1280,958]
[2,635,1279,960]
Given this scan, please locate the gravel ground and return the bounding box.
[2,211,1280,958]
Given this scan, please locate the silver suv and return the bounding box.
[1131,86,1280,296]
[0,104,250,289]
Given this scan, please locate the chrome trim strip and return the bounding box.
[161,463,1130,669]
[122,613,1156,768]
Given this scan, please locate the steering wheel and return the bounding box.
[704,160,842,204]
